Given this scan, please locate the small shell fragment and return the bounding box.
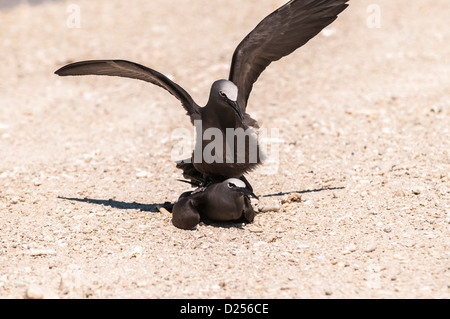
[157,205,172,219]
[258,205,281,213]
[247,224,263,233]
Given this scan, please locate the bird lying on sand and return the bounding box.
[172,178,257,230]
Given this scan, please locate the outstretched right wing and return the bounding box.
[55,60,201,123]
[229,0,349,112]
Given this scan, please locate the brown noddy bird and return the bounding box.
[172,178,257,230]
[55,0,349,187]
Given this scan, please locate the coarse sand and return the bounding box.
[0,0,449,298]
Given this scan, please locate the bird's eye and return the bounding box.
[227,182,235,189]
[219,91,227,99]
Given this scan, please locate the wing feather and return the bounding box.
[229,0,349,111]
[55,60,201,122]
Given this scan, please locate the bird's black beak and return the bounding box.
[236,187,259,200]
[227,99,244,121]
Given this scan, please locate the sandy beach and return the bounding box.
[0,0,449,298]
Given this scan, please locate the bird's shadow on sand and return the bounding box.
[58,187,344,227]
[261,186,344,198]
[58,197,166,213]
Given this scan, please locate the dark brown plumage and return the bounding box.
[172,178,256,230]
[55,0,349,185]
[230,0,350,112]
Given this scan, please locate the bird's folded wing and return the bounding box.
[229,0,349,111]
[55,60,201,122]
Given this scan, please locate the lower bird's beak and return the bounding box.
[227,100,244,120]
[237,187,259,200]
